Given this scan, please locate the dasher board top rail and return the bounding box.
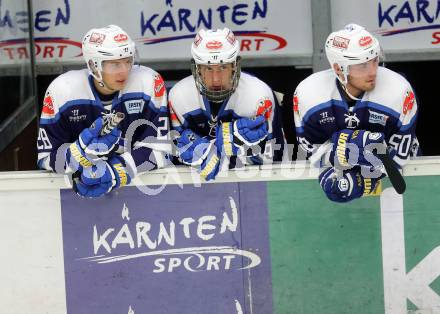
[0,157,439,192]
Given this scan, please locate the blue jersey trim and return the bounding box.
[356,101,401,119]
[39,99,98,124]
[296,126,305,134]
[399,113,418,132]
[180,108,206,129]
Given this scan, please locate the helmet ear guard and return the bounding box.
[190,28,241,102]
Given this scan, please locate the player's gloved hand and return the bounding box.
[176,129,221,181]
[72,156,132,198]
[65,140,96,173]
[78,117,121,157]
[330,129,385,169]
[176,129,211,165]
[319,166,384,203]
[217,116,268,156]
[199,145,221,181]
[65,117,121,172]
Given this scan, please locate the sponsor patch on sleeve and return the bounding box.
[256,97,273,120]
[293,92,299,113]
[403,90,415,115]
[154,74,165,98]
[42,94,55,118]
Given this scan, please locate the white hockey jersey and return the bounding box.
[168,72,285,164]
[293,67,419,167]
[37,66,170,173]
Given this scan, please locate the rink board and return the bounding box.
[1,163,440,313]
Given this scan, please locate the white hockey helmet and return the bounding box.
[82,25,136,82]
[191,28,241,102]
[325,23,381,83]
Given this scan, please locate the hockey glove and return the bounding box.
[199,145,221,181]
[176,129,221,181]
[329,129,385,169]
[78,117,121,157]
[65,141,96,173]
[217,116,268,157]
[73,156,132,198]
[176,129,212,165]
[319,166,384,203]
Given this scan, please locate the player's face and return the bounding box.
[101,57,133,92]
[347,57,379,94]
[199,63,234,92]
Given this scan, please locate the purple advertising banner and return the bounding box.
[60,182,272,314]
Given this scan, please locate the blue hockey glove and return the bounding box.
[216,122,239,157]
[176,129,211,165]
[78,117,121,157]
[73,156,132,198]
[330,129,385,169]
[176,129,221,181]
[65,141,96,173]
[217,116,268,157]
[199,146,221,181]
[319,166,384,203]
[234,116,268,145]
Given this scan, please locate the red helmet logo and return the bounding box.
[193,34,202,47]
[89,32,106,44]
[359,36,373,47]
[206,40,223,50]
[332,36,350,50]
[226,30,236,45]
[114,33,128,42]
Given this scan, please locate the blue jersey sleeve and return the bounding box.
[385,88,420,167]
[37,88,77,173]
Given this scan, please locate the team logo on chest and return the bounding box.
[344,112,360,129]
[124,100,145,114]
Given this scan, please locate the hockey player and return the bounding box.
[293,23,419,202]
[169,28,284,180]
[37,25,170,197]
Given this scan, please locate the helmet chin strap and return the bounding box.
[93,72,117,94]
[336,69,360,101]
[89,64,117,94]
